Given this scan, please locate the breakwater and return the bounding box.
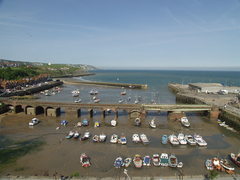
[0,81,63,97]
[52,72,95,78]
[62,79,148,89]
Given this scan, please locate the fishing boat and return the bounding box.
[212,157,222,171]
[168,154,178,168]
[73,131,80,139]
[94,121,100,128]
[140,134,149,145]
[82,119,89,126]
[124,158,132,168]
[65,131,74,139]
[177,133,187,145]
[169,134,179,145]
[110,134,118,144]
[110,119,117,127]
[132,134,141,143]
[133,154,143,168]
[134,118,141,126]
[119,136,127,145]
[29,118,40,126]
[185,134,197,145]
[152,154,160,166]
[194,134,207,146]
[229,153,240,167]
[81,131,91,141]
[143,155,151,166]
[121,90,127,95]
[80,153,91,167]
[160,153,169,167]
[92,135,99,142]
[180,116,190,127]
[220,159,235,172]
[161,135,168,144]
[118,99,124,104]
[149,118,157,128]
[205,159,214,171]
[99,133,107,142]
[114,157,124,168]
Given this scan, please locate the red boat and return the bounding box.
[133,154,142,168]
[230,153,240,167]
[80,153,91,167]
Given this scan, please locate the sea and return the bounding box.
[42,70,240,104]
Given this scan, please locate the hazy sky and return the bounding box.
[0,0,240,69]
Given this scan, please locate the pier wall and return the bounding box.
[219,109,240,131]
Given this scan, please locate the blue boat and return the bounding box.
[114,157,124,168]
[61,120,68,126]
[143,155,151,166]
[162,135,168,144]
[82,119,89,126]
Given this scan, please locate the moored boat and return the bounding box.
[178,133,187,145]
[140,134,149,145]
[65,131,74,139]
[132,134,141,143]
[194,134,207,146]
[220,159,235,172]
[94,121,100,128]
[92,135,99,142]
[89,89,98,95]
[133,154,143,168]
[161,135,168,144]
[180,116,190,127]
[124,158,132,168]
[169,134,179,145]
[168,154,178,167]
[205,159,214,171]
[185,134,197,145]
[119,136,127,145]
[149,118,156,128]
[160,153,169,167]
[229,153,240,167]
[74,98,82,103]
[114,157,124,168]
[152,154,160,166]
[73,131,80,139]
[82,119,89,126]
[134,118,141,126]
[121,90,127,95]
[177,162,183,168]
[110,134,118,143]
[60,120,68,126]
[93,98,100,103]
[111,119,117,127]
[99,133,107,142]
[80,153,91,167]
[212,157,222,171]
[81,131,91,141]
[143,155,151,166]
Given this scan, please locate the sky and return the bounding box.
[0,0,240,69]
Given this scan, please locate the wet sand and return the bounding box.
[0,112,240,178]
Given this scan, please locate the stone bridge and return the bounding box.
[3,100,218,120]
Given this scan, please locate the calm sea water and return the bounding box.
[42,70,240,104]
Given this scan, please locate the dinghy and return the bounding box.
[205,159,214,171]
[80,153,91,167]
[152,154,160,166]
[111,119,117,127]
[119,136,127,145]
[149,118,156,128]
[140,134,149,145]
[73,131,80,139]
[92,135,99,142]
[110,134,118,144]
[229,153,240,167]
[65,131,74,139]
[132,134,141,143]
[81,131,91,141]
[99,133,107,142]
[124,158,132,168]
[160,153,169,167]
[161,135,168,144]
[178,133,187,145]
[82,119,89,126]
[185,134,197,145]
[180,116,190,127]
[143,155,151,166]
[134,118,141,126]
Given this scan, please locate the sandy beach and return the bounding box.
[0,111,240,179]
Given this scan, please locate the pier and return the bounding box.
[3,100,218,120]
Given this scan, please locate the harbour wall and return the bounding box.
[0,81,63,97]
[219,109,240,131]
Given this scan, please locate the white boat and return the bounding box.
[76,122,82,127]
[134,100,139,104]
[194,134,207,146]
[80,153,91,167]
[124,158,132,168]
[181,117,190,127]
[168,154,178,168]
[177,162,183,168]
[152,154,160,166]
[119,136,127,145]
[92,135,99,142]
[73,131,80,139]
[74,98,82,103]
[118,99,124,104]
[177,133,187,145]
[149,119,157,128]
[160,153,169,167]
[205,159,214,171]
[134,118,141,126]
[66,131,74,139]
[81,131,91,141]
[111,119,117,127]
[140,134,149,145]
[121,90,126,95]
[169,134,179,145]
[89,89,98,95]
[29,118,39,126]
[99,133,107,142]
[72,89,80,94]
[185,134,197,145]
[220,159,235,171]
[94,98,100,103]
[110,134,118,143]
[132,134,141,143]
